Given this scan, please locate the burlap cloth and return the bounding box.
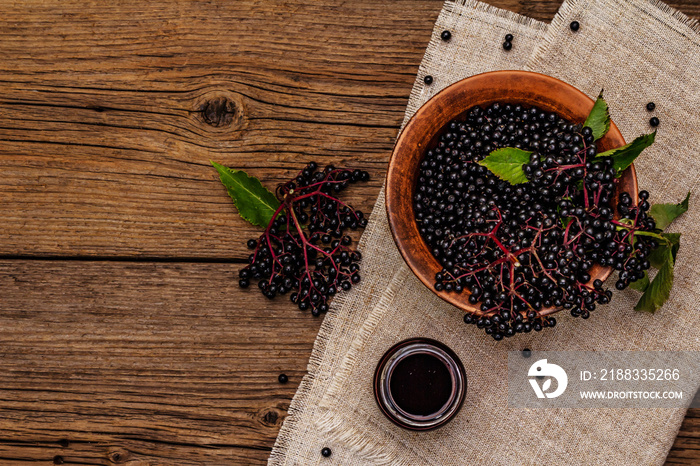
[270,0,700,464]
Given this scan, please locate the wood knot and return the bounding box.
[258,407,285,427]
[53,456,64,465]
[201,97,236,127]
[262,409,278,425]
[108,448,130,464]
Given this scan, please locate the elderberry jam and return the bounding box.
[374,338,466,430]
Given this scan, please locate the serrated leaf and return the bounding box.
[634,248,674,313]
[595,132,656,175]
[648,233,680,269]
[629,271,649,292]
[650,192,691,230]
[583,91,610,140]
[478,147,532,185]
[211,161,281,228]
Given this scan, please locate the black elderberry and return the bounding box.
[441,30,452,41]
[570,21,580,31]
[414,102,657,338]
[424,75,434,85]
[650,116,659,127]
[247,239,257,249]
[278,373,288,384]
[502,41,512,51]
[646,102,655,111]
[321,447,332,458]
[239,162,369,317]
[505,33,514,42]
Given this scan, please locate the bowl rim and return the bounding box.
[385,70,638,316]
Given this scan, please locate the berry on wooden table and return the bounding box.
[238,162,370,317]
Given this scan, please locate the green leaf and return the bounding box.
[478,147,532,185]
[649,192,691,230]
[583,91,610,140]
[634,248,674,313]
[629,271,649,292]
[595,132,656,175]
[648,233,680,269]
[211,161,281,228]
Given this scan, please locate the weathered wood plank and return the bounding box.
[667,407,700,465]
[0,259,698,464]
[0,0,437,258]
[3,0,694,258]
[0,260,318,464]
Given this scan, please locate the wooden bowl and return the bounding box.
[385,70,638,317]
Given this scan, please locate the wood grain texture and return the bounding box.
[0,260,319,465]
[0,259,697,465]
[0,0,432,258]
[0,0,698,464]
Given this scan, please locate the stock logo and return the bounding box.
[528,359,568,399]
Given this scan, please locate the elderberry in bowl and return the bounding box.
[386,70,640,338]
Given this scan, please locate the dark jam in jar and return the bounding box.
[390,353,452,416]
[374,338,466,431]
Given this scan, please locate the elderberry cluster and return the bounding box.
[239,162,369,316]
[612,190,657,290]
[414,103,656,339]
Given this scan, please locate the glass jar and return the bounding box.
[373,338,466,431]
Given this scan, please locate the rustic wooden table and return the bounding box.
[1,1,698,464]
